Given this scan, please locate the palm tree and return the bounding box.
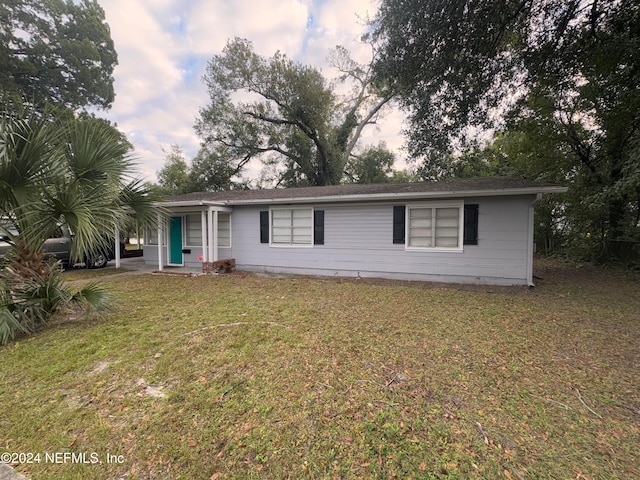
[0,100,159,345]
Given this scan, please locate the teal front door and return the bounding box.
[169,216,183,264]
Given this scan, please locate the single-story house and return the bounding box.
[144,177,566,286]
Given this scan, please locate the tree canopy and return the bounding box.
[195,38,395,187]
[154,144,247,195]
[374,0,640,261]
[345,143,396,184]
[156,145,190,196]
[0,0,117,110]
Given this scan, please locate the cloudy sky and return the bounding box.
[97,0,407,184]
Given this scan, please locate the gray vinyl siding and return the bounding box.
[143,195,534,284]
[230,195,534,285]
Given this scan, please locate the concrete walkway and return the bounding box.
[87,256,156,278]
[69,256,203,282]
[111,256,203,275]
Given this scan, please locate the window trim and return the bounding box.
[269,206,315,248]
[405,201,464,252]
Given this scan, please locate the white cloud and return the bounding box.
[104,1,184,111]
[185,0,310,57]
[97,0,407,183]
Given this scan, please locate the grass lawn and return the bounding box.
[1,259,638,479]
[61,267,133,282]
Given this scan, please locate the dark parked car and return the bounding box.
[0,224,119,269]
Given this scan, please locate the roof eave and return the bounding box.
[156,200,226,208]
[223,186,568,205]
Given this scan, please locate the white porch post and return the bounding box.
[213,210,219,261]
[207,207,214,262]
[114,224,121,269]
[201,210,208,263]
[157,212,163,271]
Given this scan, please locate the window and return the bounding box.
[393,202,477,249]
[271,208,313,245]
[260,209,324,245]
[406,203,463,250]
[218,213,231,247]
[185,214,201,246]
[185,213,230,247]
[146,227,167,246]
[146,226,158,245]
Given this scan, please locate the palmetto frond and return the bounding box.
[71,283,111,312]
[0,99,160,345]
[116,178,165,230]
[62,117,133,184]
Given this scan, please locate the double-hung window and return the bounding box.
[271,208,313,246]
[406,202,464,251]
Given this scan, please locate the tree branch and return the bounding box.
[346,92,396,156]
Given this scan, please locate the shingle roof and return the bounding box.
[163,177,566,206]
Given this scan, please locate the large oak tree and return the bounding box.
[195,38,395,187]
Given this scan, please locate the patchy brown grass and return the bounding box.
[1,258,638,479]
[61,266,133,281]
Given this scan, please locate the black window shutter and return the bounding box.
[313,210,324,245]
[393,206,406,244]
[463,204,479,245]
[259,210,269,243]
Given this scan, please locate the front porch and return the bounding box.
[149,202,232,271]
